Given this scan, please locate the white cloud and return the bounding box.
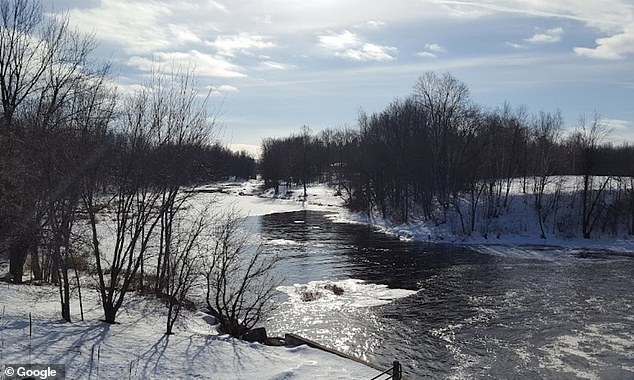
[209,33,276,57]
[425,43,446,53]
[318,30,397,62]
[208,84,239,96]
[602,119,634,143]
[128,51,246,78]
[258,61,295,70]
[211,85,239,93]
[506,41,526,49]
[525,27,564,44]
[364,20,386,29]
[167,24,202,44]
[603,118,632,130]
[416,42,446,58]
[574,24,634,59]
[318,30,361,51]
[416,51,437,58]
[341,43,397,62]
[66,0,172,53]
[433,1,631,33]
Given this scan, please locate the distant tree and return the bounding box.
[530,111,562,239]
[413,71,471,209]
[574,114,611,238]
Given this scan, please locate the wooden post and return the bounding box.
[392,360,401,380]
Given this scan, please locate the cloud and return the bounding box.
[525,27,564,44]
[342,43,398,61]
[602,119,634,143]
[425,43,446,53]
[603,118,632,129]
[209,84,239,96]
[209,33,276,57]
[364,20,387,29]
[318,30,397,62]
[128,51,246,78]
[258,61,295,70]
[416,51,437,58]
[318,30,361,51]
[66,0,173,53]
[574,24,634,60]
[416,42,446,58]
[506,41,526,49]
[167,24,202,44]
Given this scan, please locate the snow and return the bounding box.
[0,283,381,379]
[4,177,632,380]
[196,180,346,218]
[210,178,634,257]
[277,279,417,308]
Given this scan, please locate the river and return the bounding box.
[249,210,634,379]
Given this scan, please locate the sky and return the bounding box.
[47,0,634,156]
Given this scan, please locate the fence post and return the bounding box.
[392,360,401,380]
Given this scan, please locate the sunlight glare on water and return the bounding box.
[256,210,634,379]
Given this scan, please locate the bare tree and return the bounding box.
[413,71,471,209]
[574,114,611,238]
[150,67,217,296]
[205,211,280,337]
[163,205,209,335]
[82,89,164,324]
[531,111,562,239]
[0,0,101,284]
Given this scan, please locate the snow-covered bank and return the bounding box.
[217,179,634,255]
[195,180,345,217]
[335,210,634,256]
[0,283,381,379]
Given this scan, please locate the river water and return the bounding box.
[247,210,634,379]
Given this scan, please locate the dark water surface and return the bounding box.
[249,210,634,379]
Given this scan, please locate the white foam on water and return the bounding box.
[267,238,301,246]
[537,322,634,379]
[276,279,417,308]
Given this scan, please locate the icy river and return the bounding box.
[249,210,634,379]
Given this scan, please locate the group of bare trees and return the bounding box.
[260,72,634,239]
[260,126,322,197]
[1,0,272,338]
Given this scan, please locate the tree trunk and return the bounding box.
[103,303,117,324]
[9,239,29,283]
[30,243,42,281]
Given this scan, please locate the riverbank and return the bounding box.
[216,179,634,255]
[0,281,381,379]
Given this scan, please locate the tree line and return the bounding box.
[260,72,634,239]
[1,0,267,337]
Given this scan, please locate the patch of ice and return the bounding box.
[267,239,301,246]
[276,279,417,308]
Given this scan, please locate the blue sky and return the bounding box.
[50,0,634,155]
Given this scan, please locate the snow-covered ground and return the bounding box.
[0,282,381,379]
[0,181,387,380]
[3,178,632,380]
[211,179,634,255]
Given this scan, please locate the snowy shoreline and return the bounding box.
[0,280,383,379]
[219,179,634,256]
[4,179,630,379]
